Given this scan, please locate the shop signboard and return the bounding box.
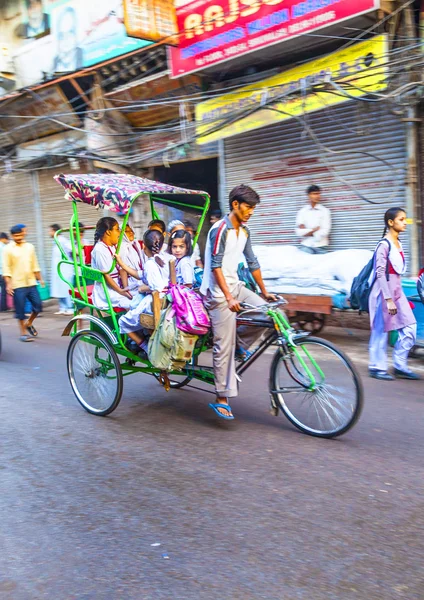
[196,34,388,144]
[123,0,178,42]
[10,0,152,87]
[170,0,380,78]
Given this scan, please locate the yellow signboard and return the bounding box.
[196,35,388,145]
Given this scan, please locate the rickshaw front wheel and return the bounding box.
[67,331,123,416]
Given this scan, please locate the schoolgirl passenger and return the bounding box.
[121,223,145,292]
[116,230,169,354]
[184,219,203,268]
[167,230,194,286]
[90,217,132,310]
[368,207,419,380]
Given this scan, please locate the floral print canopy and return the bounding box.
[54,173,206,214]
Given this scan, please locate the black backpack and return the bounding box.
[350,239,390,313]
[418,270,424,304]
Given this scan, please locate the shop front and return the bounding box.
[195,34,413,264]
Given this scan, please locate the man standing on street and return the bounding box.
[3,224,44,342]
[0,232,10,311]
[201,184,276,420]
[295,185,331,254]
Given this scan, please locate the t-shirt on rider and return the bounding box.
[200,216,259,299]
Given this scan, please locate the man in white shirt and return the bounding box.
[295,185,331,254]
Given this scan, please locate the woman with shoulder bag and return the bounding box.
[368,207,420,381]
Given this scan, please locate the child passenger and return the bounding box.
[368,207,419,381]
[91,217,132,310]
[167,230,194,286]
[120,223,145,292]
[116,229,169,355]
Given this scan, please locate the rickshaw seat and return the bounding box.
[70,285,126,314]
[83,245,94,265]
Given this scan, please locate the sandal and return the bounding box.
[26,325,38,337]
[19,335,34,343]
[208,402,234,420]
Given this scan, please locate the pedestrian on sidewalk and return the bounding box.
[0,232,10,311]
[49,224,74,315]
[2,224,44,342]
[368,207,420,381]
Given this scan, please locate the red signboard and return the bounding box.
[170,0,378,78]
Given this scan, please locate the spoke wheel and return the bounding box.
[270,337,363,438]
[67,331,123,416]
[153,355,197,389]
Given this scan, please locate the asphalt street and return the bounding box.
[0,308,423,600]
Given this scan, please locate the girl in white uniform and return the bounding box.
[120,224,146,293]
[90,217,132,310]
[116,229,169,354]
[167,230,194,286]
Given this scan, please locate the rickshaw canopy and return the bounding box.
[54,173,207,214]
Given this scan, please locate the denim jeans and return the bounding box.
[58,296,73,311]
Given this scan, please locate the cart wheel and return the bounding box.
[290,312,326,334]
[153,355,197,389]
[270,337,363,438]
[67,331,123,416]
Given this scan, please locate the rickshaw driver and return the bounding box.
[201,185,277,420]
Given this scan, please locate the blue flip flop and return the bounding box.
[208,403,234,420]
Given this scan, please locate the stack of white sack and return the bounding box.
[252,245,373,296]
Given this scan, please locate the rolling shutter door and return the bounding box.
[0,171,44,271]
[38,166,95,282]
[224,102,408,257]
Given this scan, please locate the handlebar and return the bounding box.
[239,295,286,312]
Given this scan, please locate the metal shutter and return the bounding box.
[0,171,45,271]
[38,166,96,282]
[224,102,408,255]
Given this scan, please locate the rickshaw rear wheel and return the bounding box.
[67,330,123,416]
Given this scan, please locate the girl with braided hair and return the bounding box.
[91,217,132,310]
[116,229,170,356]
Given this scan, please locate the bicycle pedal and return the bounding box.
[269,394,279,416]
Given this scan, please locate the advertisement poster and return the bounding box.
[196,35,388,144]
[123,0,177,42]
[18,0,51,39]
[170,0,379,78]
[50,0,151,72]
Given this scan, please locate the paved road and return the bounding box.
[1,310,423,600]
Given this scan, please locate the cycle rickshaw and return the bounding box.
[54,173,363,438]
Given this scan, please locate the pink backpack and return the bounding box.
[169,285,210,335]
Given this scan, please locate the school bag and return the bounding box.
[237,262,258,293]
[193,267,203,289]
[417,269,424,304]
[349,239,390,313]
[169,284,210,335]
[148,306,198,371]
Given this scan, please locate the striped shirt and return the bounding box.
[200,216,260,298]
